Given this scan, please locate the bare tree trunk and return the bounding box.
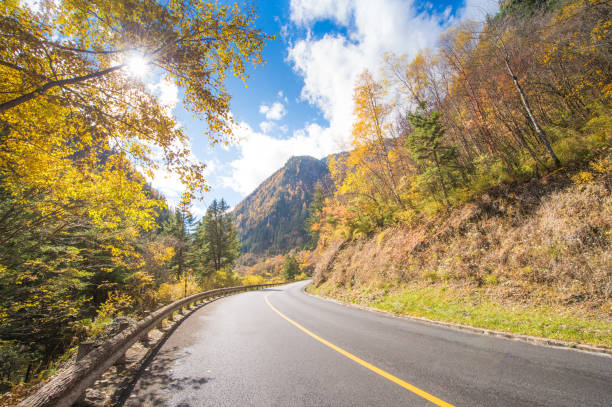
[503,55,560,167]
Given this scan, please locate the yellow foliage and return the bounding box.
[155,280,201,304]
[376,229,389,246]
[150,243,176,267]
[200,269,243,290]
[97,291,134,320]
[294,272,309,281]
[0,0,270,232]
[590,153,612,174]
[241,274,268,285]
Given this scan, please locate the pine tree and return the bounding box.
[194,199,240,273]
[406,103,466,207]
[163,203,194,282]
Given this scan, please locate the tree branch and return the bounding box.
[0,65,123,113]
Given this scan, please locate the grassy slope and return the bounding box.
[309,168,612,347]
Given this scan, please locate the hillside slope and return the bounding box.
[310,166,612,347]
[233,156,331,254]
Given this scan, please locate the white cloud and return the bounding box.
[259,120,276,133]
[278,90,289,103]
[289,0,353,26]
[148,167,184,205]
[287,0,449,146]
[259,101,287,120]
[259,120,289,134]
[157,76,179,109]
[146,138,215,217]
[459,0,499,21]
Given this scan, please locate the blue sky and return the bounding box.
[150,0,498,216]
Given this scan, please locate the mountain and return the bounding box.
[233,155,332,255]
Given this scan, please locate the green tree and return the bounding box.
[194,199,240,273]
[406,103,466,207]
[281,255,299,280]
[163,203,194,283]
[0,177,144,383]
[305,185,326,247]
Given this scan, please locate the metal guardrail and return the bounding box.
[17,282,287,407]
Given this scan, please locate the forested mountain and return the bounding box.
[233,156,332,254]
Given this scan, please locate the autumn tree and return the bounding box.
[316,0,610,245]
[0,0,269,221]
[351,70,404,209]
[330,71,411,236]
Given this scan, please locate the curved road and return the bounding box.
[124,281,612,406]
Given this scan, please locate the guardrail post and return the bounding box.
[140,312,152,344]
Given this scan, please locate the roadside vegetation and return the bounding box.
[309,167,612,347]
[309,283,612,348]
[235,251,313,282]
[307,0,611,347]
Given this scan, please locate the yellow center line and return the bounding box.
[264,294,454,407]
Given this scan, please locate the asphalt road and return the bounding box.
[124,281,612,406]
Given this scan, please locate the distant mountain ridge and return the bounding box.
[232,155,332,255]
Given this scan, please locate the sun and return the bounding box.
[124,53,151,79]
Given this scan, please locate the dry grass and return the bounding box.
[311,169,612,344]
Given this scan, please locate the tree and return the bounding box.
[406,103,466,208]
[329,71,411,237]
[194,199,240,273]
[310,0,611,246]
[281,255,299,281]
[351,70,404,209]
[0,0,270,222]
[305,185,326,247]
[0,176,145,382]
[163,203,194,283]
